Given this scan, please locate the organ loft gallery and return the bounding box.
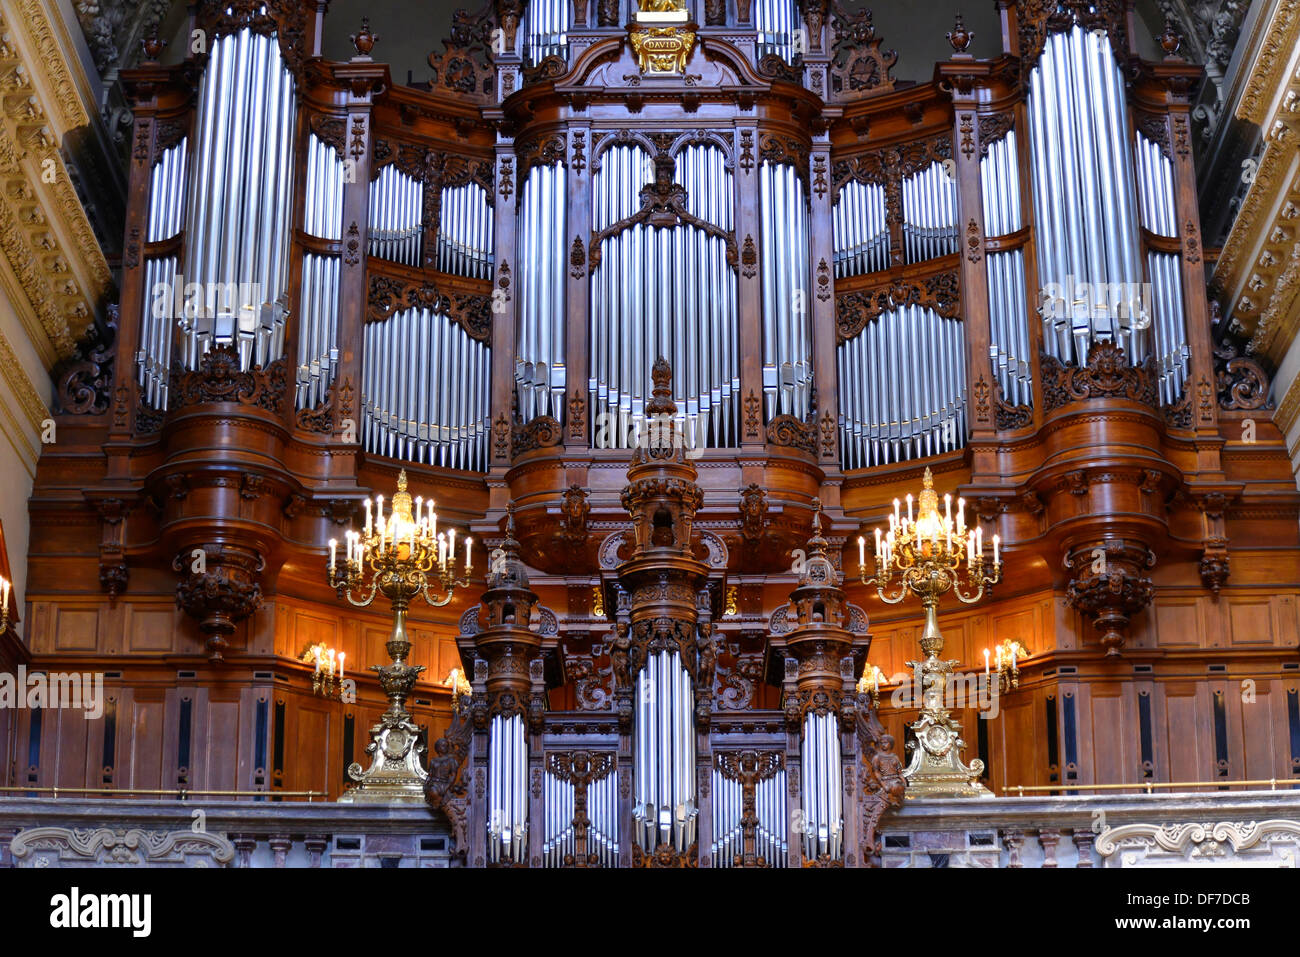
[0,0,1298,906]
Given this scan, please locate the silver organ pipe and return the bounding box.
[832,181,889,278]
[360,308,491,469]
[296,132,344,410]
[487,713,528,864]
[755,0,802,61]
[1135,132,1188,405]
[516,161,567,421]
[588,143,738,450]
[760,159,813,420]
[437,183,494,280]
[836,304,967,468]
[543,769,575,868]
[901,161,959,264]
[180,27,295,373]
[980,130,1033,408]
[801,712,842,861]
[1028,23,1143,367]
[633,650,696,854]
[522,0,570,65]
[138,138,188,410]
[367,166,424,267]
[709,761,787,867]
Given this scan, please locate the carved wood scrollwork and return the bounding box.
[994,380,1033,431]
[835,271,960,343]
[589,149,738,273]
[1214,339,1271,411]
[766,414,819,454]
[1016,0,1128,75]
[366,274,492,343]
[512,415,564,455]
[827,2,898,100]
[193,0,310,76]
[1038,341,1158,411]
[169,346,288,414]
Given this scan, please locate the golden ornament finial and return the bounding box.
[922,467,934,489]
[392,469,413,521]
[397,469,408,492]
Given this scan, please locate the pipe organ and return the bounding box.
[588,142,739,450]
[42,0,1287,872]
[1027,23,1148,367]
[517,161,567,423]
[761,159,814,420]
[177,27,295,376]
[633,650,697,853]
[361,308,491,469]
[368,166,424,268]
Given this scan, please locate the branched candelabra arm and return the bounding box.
[342,577,380,609]
[420,573,471,608]
[951,561,1001,604]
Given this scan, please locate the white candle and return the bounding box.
[465,537,473,572]
[906,494,913,523]
[993,533,1001,565]
[328,538,337,572]
[967,530,975,564]
[858,536,866,568]
[314,647,321,675]
[327,648,336,677]
[893,498,901,526]
[431,511,437,541]
[957,497,966,535]
[414,496,423,527]
[364,498,372,536]
[976,526,983,556]
[944,493,952,526]
[376,495,384,529]
[984,648,990,675]
[338,652,345,681]
[873,528,881,558]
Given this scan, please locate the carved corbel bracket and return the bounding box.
[1064,540,1156,657]
[173,544,265,662]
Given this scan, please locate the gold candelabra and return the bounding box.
[327,469,473,803]
[857,665,888,706]
[857,467,1001,798]
[986,639,1028,692]
[303,642,346,697]
[442,667,472,713]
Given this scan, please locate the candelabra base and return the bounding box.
[901,657,992,799]
[339,709,429,805]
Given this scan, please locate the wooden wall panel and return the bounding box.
[1225,597,1275,646]
[124,605,181,653]
[124,691,167,790]
[1152,598,1204,648]
[51,607,98,652]
[1159,681,1209,782]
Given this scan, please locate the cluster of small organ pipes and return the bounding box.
[117,0,1202,864]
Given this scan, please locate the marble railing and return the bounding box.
[0,798,453,868]
[881,790,1300,867]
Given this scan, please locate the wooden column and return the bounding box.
[808,135,840,471]
[734,121,765,450]
[565,122,592,450]
[490,137,519,473]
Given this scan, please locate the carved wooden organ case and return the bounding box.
[39,0,1297,867]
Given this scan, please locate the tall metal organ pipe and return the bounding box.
[832,181,890,278]
[760,159,813,420]
[980,130,1033,408]
[755,0,802,62]
[589,143,738,450]
[516,162,568,422]
[836,305,968,468]
[360,308,491,470]
[486,713,528,864]
[138,138,189,409]
[179,28,296,373]
[522,0,571,65]
[1027,23,1143,366]
[367,165,424,268]
[901,160,959,264]
[801,711,843,861]
[1134,132,1188,404]
[296,132,344,410]
[437,183,494,280]
[710,762,787,867]
[633,650,697,854]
